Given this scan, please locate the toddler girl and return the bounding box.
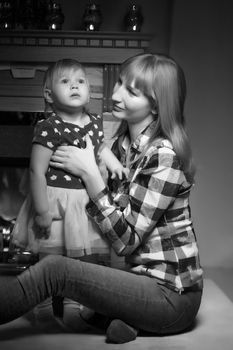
[12,58,128,330]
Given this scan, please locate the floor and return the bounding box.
[204,267,233,302]
[0,268,233,350]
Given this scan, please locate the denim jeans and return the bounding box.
[0,255,202,334]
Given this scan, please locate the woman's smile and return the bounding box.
[112,104,124,112]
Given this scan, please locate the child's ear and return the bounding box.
[44,88,53,104]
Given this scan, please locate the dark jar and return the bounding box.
[82,2,102,31]
[45,1,64,30]
[124,4,143,32]
[0,0,14,30]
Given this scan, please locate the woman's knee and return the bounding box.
[39,254,66,267]
[32,255,68,287]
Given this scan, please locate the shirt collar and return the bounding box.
[121,120,173,153]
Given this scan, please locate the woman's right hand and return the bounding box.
[50,135,106,198]
[111,166,130,180]
[50,135,98,178]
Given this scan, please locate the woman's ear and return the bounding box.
[44,88,53,104]
[151,108,157,115]
[151,101,157,116]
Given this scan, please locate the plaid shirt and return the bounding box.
[87,121,203,293]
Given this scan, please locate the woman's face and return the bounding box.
[112,77,153,125]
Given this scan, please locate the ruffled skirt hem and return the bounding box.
[11,186,110,258]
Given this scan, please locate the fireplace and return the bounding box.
[0,30,152,271]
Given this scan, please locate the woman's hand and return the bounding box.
[50,135,106,197]
[50,135,97,179]
[111,166,130,180]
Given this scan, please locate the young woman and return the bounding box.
[0,53,203,344]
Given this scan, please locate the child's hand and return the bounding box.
[111,166,130,180]
[33,212,53,239]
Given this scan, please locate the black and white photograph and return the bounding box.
[0,1,232,349]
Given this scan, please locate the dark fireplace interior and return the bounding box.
[0,111,40,273]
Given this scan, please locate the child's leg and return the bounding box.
[62,297,91,332]
[33,296,54,325]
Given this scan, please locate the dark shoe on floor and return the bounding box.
[106,319,138,344]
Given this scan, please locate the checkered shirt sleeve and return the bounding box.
[86,143,183,255]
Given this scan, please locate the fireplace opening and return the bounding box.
[0,111,40,272]
[0,111,41,218]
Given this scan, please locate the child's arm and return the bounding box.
[30,144,53,238]
[99,145,129,180]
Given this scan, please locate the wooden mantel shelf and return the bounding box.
[0,30,152,64]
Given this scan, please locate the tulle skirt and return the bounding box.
[11,186,110,258]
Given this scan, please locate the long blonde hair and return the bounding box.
[114,53,195,183]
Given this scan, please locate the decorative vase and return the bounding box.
[124,4,143,32]
[45,1,64,30]
[82,2,102,31]
[0,0,14,30]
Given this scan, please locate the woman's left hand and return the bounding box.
[50,135,97,178]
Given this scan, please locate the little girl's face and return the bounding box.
[50,68,90,113]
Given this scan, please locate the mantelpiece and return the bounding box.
[0,30,152,160]
[0,30,152,111]
[0,30,152,64]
